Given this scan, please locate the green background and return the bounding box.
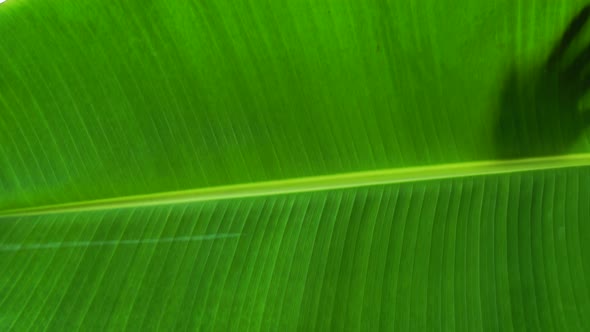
[2,0,590,330]
[2,0,589,209]
[2,169,590,330]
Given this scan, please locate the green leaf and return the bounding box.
[2,166,590,330]
[2,0,590,330]
[2,0,587,210]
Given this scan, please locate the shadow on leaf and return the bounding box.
[495,5,590,158]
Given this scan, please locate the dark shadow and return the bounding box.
[495,5,590,158]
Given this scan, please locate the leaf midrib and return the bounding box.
[2,153,590,218]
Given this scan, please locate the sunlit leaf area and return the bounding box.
[1,0,590,330]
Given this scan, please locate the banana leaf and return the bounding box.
[1,0,590,330]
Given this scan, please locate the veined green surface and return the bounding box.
[1,0,589,209]
[2,0,590,330]
[1,167,590,331]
